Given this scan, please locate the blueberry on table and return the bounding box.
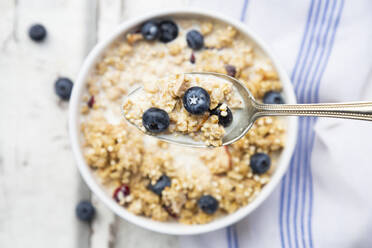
[141,21,159,41]
[142,108,170,133]
[54,77,73,101]
[263,91,284,104]
[198,195,219,214]
[210,103,233,127]
[148,175,171,195]
[186,30,204,50]
[29,24,47,42]
[183,87,210,115]
[76,201,95,222]
[250,153,271,174]
[158,20,178,43]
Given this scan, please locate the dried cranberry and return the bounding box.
[87,95,95,108]
[163,205,178,218]
[190,52,195,64]
[225,65,236,77]
[113,184,130,203]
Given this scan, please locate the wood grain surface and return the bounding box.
[0,0,194,247]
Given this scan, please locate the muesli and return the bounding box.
[80,17,285,224]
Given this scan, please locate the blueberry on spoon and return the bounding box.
[210,103,233,127]
[183,87,210,115]
[142,107,170,133]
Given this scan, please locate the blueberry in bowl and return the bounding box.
[263,91,284,104]
[141,21,159,41]
[250,153,271,174]
[158,20,178,43]
[186,30,204,50]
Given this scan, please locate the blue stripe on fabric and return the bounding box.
[290,1,336,247]
[313,0,344,102]
[282,1,324,247]
[240,0,249,21]
[227,226,232,248]
[306,1,345,247]
[297,1,339,243]
[281,0,345,247]
[279,1,317,247]
[300,117,311,248]
[279,160,288,247]
[290,0,317,84]
[293,0,324,95]
[307,126,315,248]
[300,0,338,246]
[297,0,331,102]
[233,225,240,248]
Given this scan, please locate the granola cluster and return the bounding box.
[80,17,285,224]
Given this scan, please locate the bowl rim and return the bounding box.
[69,7,298,235]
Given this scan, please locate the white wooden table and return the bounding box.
[0,0,201,247]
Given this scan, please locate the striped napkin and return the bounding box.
[181,0,372,247]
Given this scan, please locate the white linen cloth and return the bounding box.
[181,0,372,247]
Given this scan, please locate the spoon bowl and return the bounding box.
[124,72,260,147]
[124,71,372,148]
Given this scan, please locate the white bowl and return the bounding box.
[69,8,298,235]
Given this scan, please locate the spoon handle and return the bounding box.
[253,101,372,121]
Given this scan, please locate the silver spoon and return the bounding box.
[124,72,372,148]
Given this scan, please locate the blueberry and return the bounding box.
[142,108,170,133]
[76,201,95,222]
[148,175,171,195]
[186,30,204,50]
[250,153,271,174]
[141,21,159,40]
[210,104,233,127]
[29,24,47,42]
[263,91,284,104]
[54,77,73,101]
[197,195,219,214]
[183,87,210,115]
[158,20,178,43]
